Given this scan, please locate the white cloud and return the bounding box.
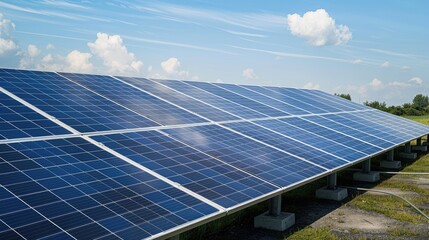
[401,65,410,71]
[160,57,189,79]
[0,13,19,55]
[352,59,363,64]
[388,81,410,87]
[27,44,40,58]
[369,78,383,90]
[409,77,422,85]
[66,50,93,73]
[303,82,320,90]
[381,61,390,68]
[46,43,55,50]
[287,9,352,46]
[242,68,258,80]
[88,32,143,74]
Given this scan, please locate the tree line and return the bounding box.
[335,93,429,116]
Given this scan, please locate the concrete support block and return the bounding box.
[380,160,401,169]
[254,211,295,231]
[315,187,348,201]
[353,172,380,182]
[399,152,417,160]
[423,142,429,146]
[412,145,427,152]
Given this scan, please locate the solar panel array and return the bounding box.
[1,68,428,239]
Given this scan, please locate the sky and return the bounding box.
[0,0,428,105]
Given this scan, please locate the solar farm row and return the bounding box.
[1,68,428,239]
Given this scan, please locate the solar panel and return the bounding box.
[0,91,70,140]
[91,131,279,208]
[59,73,206,126]
[162,124,327,187]
[279,117,383,155]
[186,81,287,117]
[222,121,349,169]
[254,119,368,162]
[213,83,311,115]
[1,68,428,239]
[302,115,395,149]
[0,69,158,133]
[243,85,329,114]
[0,137,219,239]
[158,79,267,119]
[265,87,351,112]
[116,77,240,122]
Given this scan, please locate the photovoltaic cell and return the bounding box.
[92,131,278,208]
[0,138,218,239]
[116,77,239,122]
[254,119,368,162]
[243,85,328,114]
[59,73,206,126]
[162,125,326,187]
[158,79,267,119]
[0,69,158,133]
[0,92,70,140]
[223,121,348,169]
[321,113,406,145]
[214,83,310,115]
[186,81,286,117]
[302,115,395,149]
[279,117,383,155]
[304,89,368,111]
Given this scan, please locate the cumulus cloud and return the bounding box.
[0,13,19,55]
[409,77,422,85]
[161,57,189,79]
[380,61,390,68]
[352,59,363,64]
[303,82,320,90]
[27,44,40,58]
[287,9,352,46]
[46,43,55,50]
[369,78,383,90]
[66,50,93,73]
[242,68,258,80]
[88,32,143,74]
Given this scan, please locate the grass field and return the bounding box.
[404,114,429,125]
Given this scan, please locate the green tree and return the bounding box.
[334,93,351,101]
[412,94,429,111]
[364,101,387,111]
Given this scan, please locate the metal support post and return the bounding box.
[417,137,422,146]
[268,195,282,217]
[387,150,394,161]
[405,142,412,153]
[327,173,337,190]
[362,159,371,173]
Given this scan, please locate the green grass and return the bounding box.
[286,227,338,240]
[387,227,419,237]
[404,115,429,125]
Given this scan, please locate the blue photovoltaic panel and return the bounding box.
[243,85,328,114]
[92,131,278,208]
[302,115,395,149]
[162,125,326,187]
[60,73,206,126]
[255,119,368,161]
[327,112,413,142]
[158,79,267,119]
[0,92,70,140]
[186,81,286,117]
[214,83,311,115]
[304,89,369,111]
[0,69,158,133]
[357,111,429,137]
[0,138,218,239]
[280,117,383,155]
[117,77,239,122]
[223,121,348,169]
[323,114,404,145]
[267,87,358,112]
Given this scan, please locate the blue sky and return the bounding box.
[0,0,428,105]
